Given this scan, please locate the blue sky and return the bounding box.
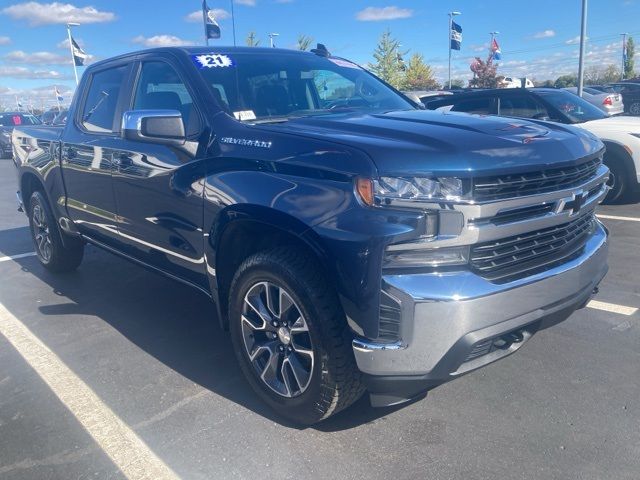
[1,0,639,109]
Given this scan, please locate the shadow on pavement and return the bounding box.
[1,227,402,431]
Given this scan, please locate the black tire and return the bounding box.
[28,190,84,272]
[603,155,630,204]
[229,247,364,425]
[629,101,640,116]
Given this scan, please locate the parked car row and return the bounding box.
[424,87,640,203]
[0,112,41,158]
[563,87,624,116]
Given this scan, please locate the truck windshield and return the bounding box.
[535,90,607,124]
[192,51,413,122]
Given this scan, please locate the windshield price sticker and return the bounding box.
[192,54,234,69]
[233,110,257,121]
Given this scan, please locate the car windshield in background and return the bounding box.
[0,113,41,126]
[192,51,413,122]
[535,90,607,123]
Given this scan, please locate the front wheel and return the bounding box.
[629,101,640,116]
[229,247,364,425]
[28,191,84,272]
[603,155,630,204]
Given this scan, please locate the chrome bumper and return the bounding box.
[353,220,608,379]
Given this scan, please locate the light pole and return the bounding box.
[448,11,461,89]
[66,22,80,85]
[577,0,588,97]
[268,33,279,48]
[621,33,628,80]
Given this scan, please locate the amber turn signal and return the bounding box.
[355,177,374,206]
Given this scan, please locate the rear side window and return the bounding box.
[498,95,549,119]
[81,65,127,133]
[451,97,493,114]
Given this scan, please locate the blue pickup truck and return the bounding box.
[12,46,610,424]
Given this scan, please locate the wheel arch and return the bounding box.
[602,140,638,183]
[209,205,335,330]
[20,171,47,211]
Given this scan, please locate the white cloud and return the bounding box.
[468,43,488,53]
[185,8,230,22]
[1,2,115,26]
[0,66,68,79]
[235,0,256,5]
[132,35,192,47]
[566,35,588,45]
[4,50,71,65]
[356,6,413,21]
[533,30,556,39]
[0,36,10,45]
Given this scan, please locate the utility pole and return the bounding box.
[621,33,628,80]
[448,11,461,89]
[230,0,237,47]
[66,22,80,86]
[268,33,279,48]
[577,0,588,97]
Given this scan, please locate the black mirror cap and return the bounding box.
[141,116,185,139]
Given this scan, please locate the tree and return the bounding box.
[625,36,635,79]
[584,65,621,85]
[448,79,465,89]
[401,53,440,90]
[297,34,313,51]
[468,55,498,88]
[368,29,407,89]
[554,74,578,88]
[246,31,260,47]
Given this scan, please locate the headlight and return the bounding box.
[384,245,469,268]
[371,176,471,205]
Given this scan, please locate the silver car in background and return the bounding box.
[564,87,624,116]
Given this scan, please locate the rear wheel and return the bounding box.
[229,247,364,425]
[629,101,640,116]
[28,191,84,272]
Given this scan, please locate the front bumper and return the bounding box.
[353,220,608,406]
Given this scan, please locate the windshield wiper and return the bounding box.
[249,116,291,124]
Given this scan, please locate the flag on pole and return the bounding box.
[54,87,64,102]
[70,36,88,66]
[491,38,502,60]
[450,21,462,51]
[203,1,221,40]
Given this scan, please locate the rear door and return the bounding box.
[61,62,132,245]
[110,56,208,289]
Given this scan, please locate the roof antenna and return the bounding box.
[311,43,330,57]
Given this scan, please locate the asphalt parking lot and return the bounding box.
[0,158,639,480]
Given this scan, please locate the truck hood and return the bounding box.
[256,109,603,176]
[579,115,640,134]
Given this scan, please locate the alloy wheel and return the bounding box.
[241,281,314,398]
[32,204,52,262]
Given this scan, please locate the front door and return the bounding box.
[110,59,208,289]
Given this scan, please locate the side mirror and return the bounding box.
[121,110,185,146]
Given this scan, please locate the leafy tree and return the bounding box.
[625,36,635,79]
[246,31,260,47]
[448,79,465,89]
[554,74,578,88]
[468,55,498,88]
[584,65,621,85]
[402,53,440,90]
[297,34,314,51]
[368,29,407,89]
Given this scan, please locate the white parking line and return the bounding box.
[0,252,36,263]
[597,214,640,223]
[587,300,638,316]
[0,302,179,480]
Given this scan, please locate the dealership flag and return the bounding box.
[70,35,88,66]
[491,38,502,60]
[450,21,462,50]
[203,1,221,39]
[54,87,63,102]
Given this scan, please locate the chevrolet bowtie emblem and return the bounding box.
[561,191,589,216]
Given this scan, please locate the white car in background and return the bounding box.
[499,76,534,88]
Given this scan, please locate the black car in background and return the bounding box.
[0,112,41,158]
[608,81,640,115]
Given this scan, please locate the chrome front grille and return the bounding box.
[473,157,602,201]
[470,213,595,283]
